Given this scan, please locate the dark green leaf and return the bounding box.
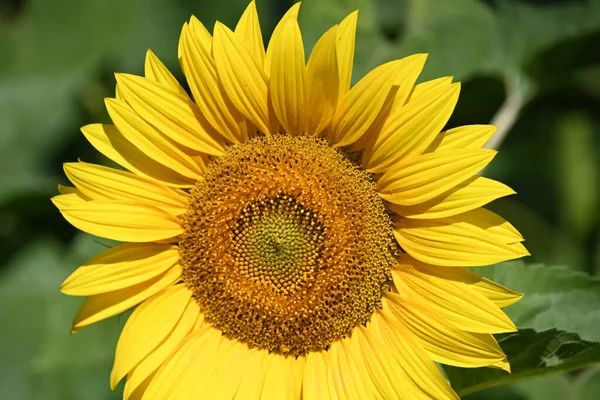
[491,0,600,75]
[447,329,600,396]
[393,0,497,81]
[445,261,600,395]
[479,261,600,340]
[574,368,600,400]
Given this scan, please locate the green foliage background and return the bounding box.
[1,0,599,398]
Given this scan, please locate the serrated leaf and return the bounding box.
[444,261,600,396]
[447,329,600,397]
[479,261,600,341]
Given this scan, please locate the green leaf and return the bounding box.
[510,375,573,400]
[0,235,121,400]
[447,329,600,397]
[575,368,600,400]
[575,65,600,99]
[491,0,600,75]
[444,261,600,396]
[393,0,497,81]
[0,0,140,203]
[486,196,587,273]
[389,0,600,82]
[479,261,600,340]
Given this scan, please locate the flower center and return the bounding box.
[232,194,325,296]
[180,135,396,354]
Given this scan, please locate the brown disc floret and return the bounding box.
[180,135,396,354]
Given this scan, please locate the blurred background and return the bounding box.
[1,0,599,398]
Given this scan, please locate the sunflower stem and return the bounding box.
[485,89,523,150]
[484,73,533,150]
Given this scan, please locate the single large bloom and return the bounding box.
[53,2,529,399]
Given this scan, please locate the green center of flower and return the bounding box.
[233,195,325,296]
[180,135,396,354]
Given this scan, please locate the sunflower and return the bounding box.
[52,2,529,399]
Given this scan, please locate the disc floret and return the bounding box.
[180,135,396,354]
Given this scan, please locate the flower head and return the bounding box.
[53,2,528,399]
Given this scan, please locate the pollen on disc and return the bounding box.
[180,135,396,354]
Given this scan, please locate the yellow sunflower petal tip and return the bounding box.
[53,3,527,399]
[412,52,429,62]
[343,9,359,21]
[287,2,302,18]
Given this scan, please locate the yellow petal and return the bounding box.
[105,98,205,181]
[459,207,524,244]
[80,124,194,188]
[305,25,339,136]
[331,55,427,147]
[377,149,496,206]
[426,124,497,153]
[391,265,517,333]
[260,354,295,400]
[383,294,507,369]
[335,11,358,98]
[325,343,345,400]
[406,76,453,102]
[394,254,523,308]
[144,50,186,96]
[124,299,200,399]
[64,162,188,216]
[394,213,529,267]
[60,200,183,243]
[328,341,367,400]
[291,355,307,399]
[269,16,306,135]
[71,265,182,331]
[235,1,266,69]
[364,82,460,173]
[188,15,210,38]
[115,73,224,156]
[374,312,459,400]
[61,243,178,296]
[143,327,222,400]
[179,22,247,144]
[196,340,252,399]
[350,85,399,153]
[177,15,207,61]
[471,276,524,308]
[264,2,301,77]
[51,193,87,211]
[344,338,383,399]
[303,351,330,400]
[111,285,192,388]
[213,21,271,135]
[57,184,82,195]
[355,323,402,400]
[124,371,155,400]
[340,341,374,400]
[490,357,511,372]
[233,348,269,400]
[355,54,426,153]
[389,176,515,220]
